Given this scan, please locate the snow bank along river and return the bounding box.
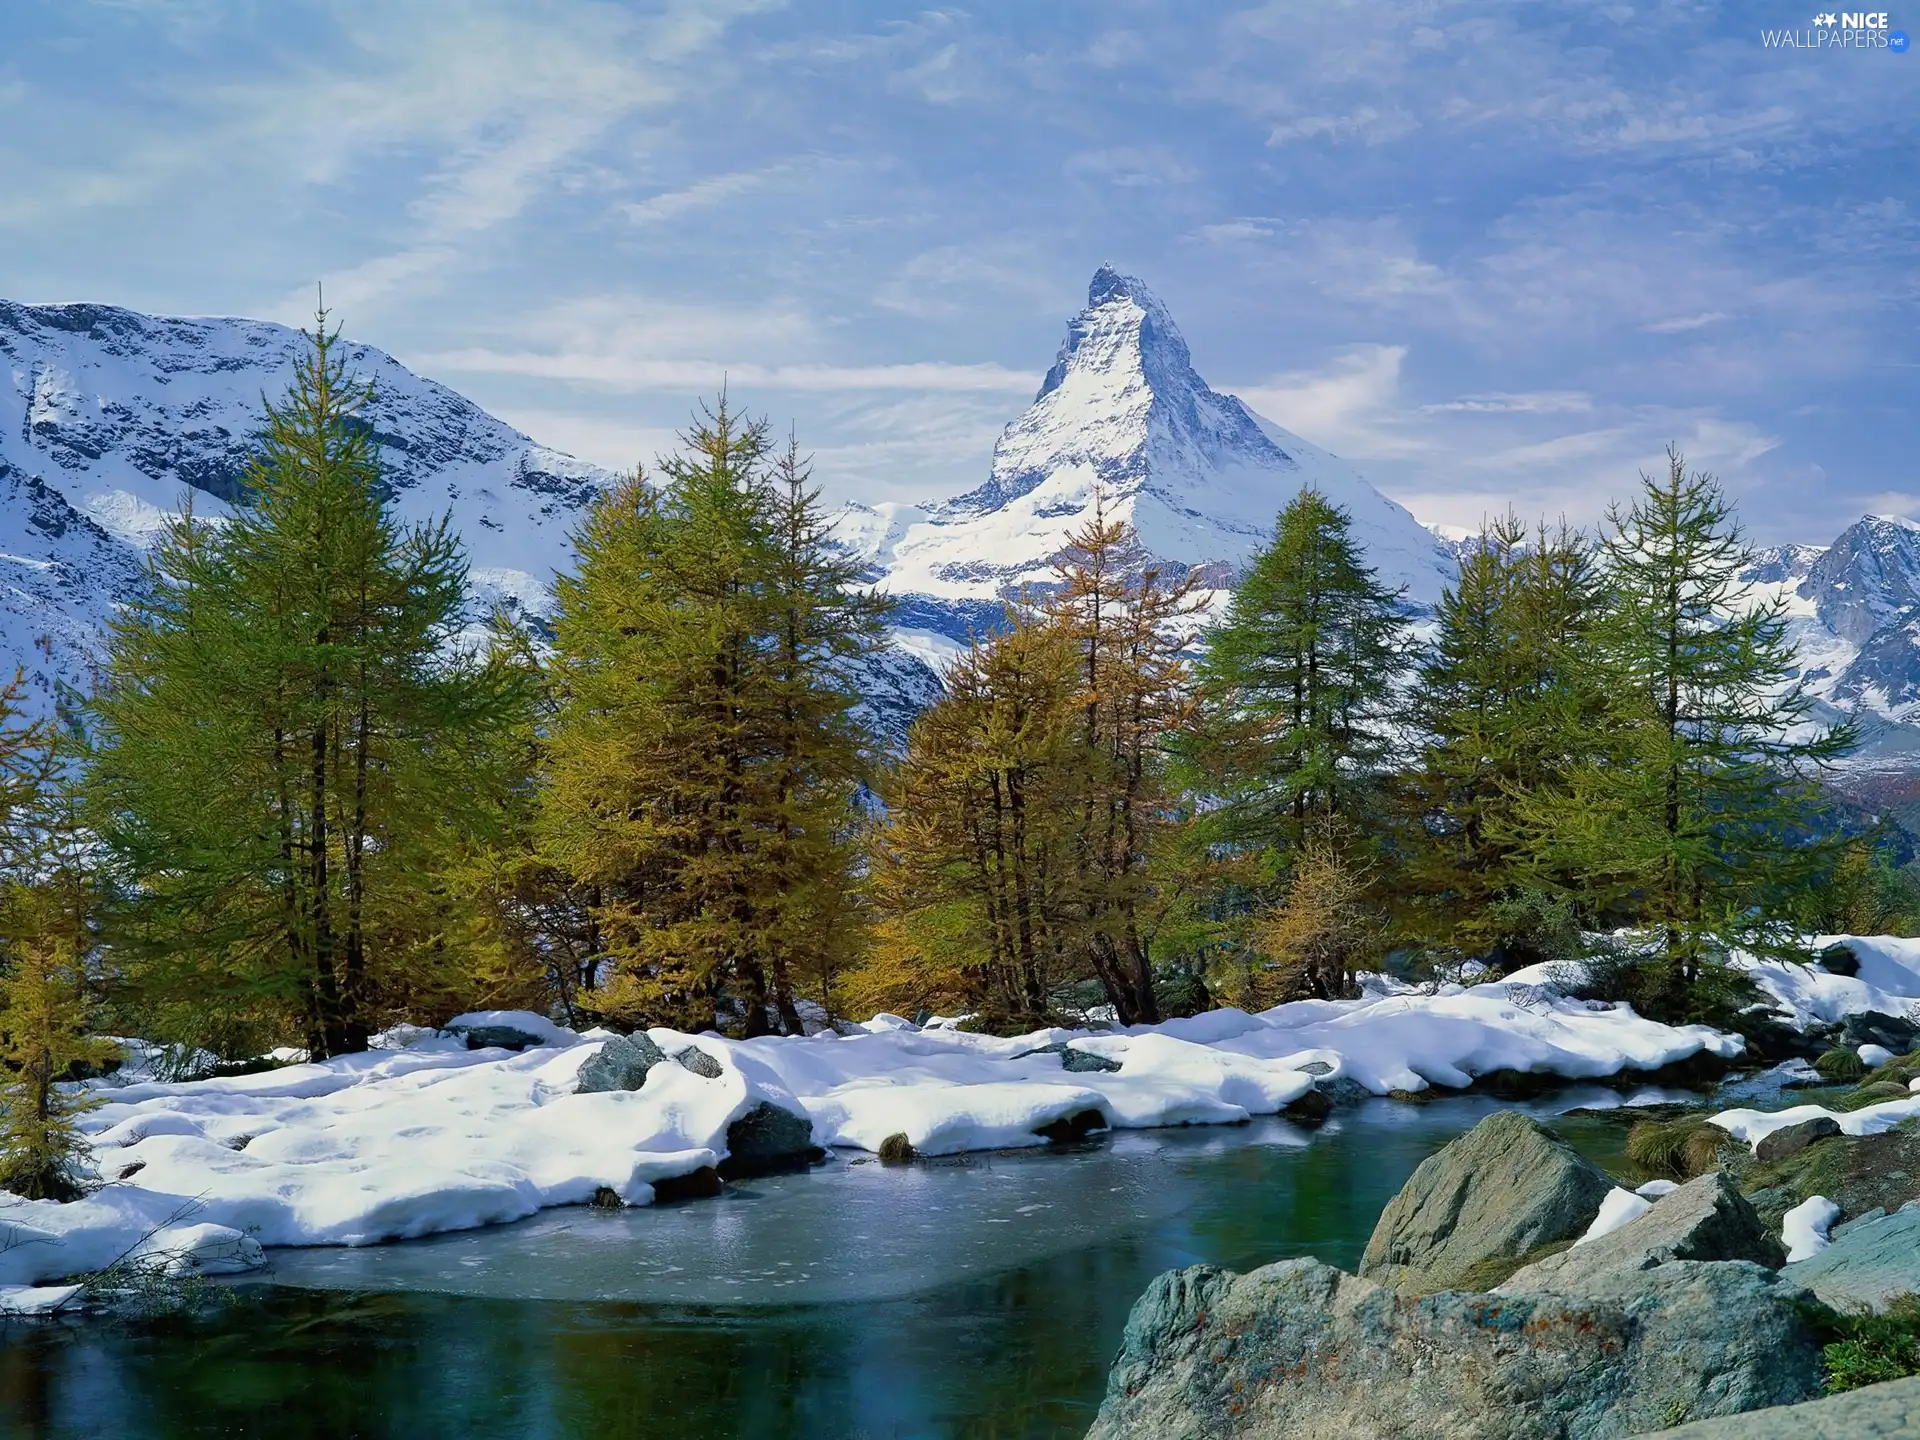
[1,932,1910,1309]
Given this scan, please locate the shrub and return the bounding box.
[1247,841,1379,1007]
[1815,1047,1868,1083]
[1824,1293,1920,1393]
[1625,1115,1725,1179]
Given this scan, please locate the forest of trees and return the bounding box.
[0,319,1909,1192]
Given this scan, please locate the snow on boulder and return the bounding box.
[1577,1188,1653,1246]
[1783,1196,1841,1263]
[132,1222,266,1276]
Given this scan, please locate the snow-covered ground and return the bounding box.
[4,933,1916,1311]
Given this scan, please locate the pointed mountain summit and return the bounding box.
[841,267,1458,664]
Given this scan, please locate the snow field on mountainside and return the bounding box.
[0,957,1786,1304]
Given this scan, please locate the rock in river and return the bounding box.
[1086,1255,1823,1440]
[719,1101,819,1179]
[1359,1109,1616,1293]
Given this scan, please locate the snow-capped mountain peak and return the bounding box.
[842,267,1458,665]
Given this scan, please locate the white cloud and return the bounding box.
[623,164,799,228]
[426,348,1041,394]
[1643,311,1731,334]
[1232,345,1423,458]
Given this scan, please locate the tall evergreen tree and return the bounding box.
[1196,487,1410,855]
[1406,515,1606,966]
[88,315,530,1058]
[1514,448,1855,1013]
[539,401,887,1035]
[1040,500,1203,1024]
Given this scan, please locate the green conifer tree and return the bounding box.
[1514,448,1855,1016]
[1196,487,1410,855]
[1407,515,1606,967]
[88,314,530,1058]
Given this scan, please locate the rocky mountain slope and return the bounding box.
[0,299,612,718]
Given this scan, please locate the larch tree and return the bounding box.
[867,616,1082,1027]
[538,401,887,1035]
[1040,499,1204,1025]
[1514,448,1856,1017]
[88,314,531,1059]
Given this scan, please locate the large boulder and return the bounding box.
[1501,1172,1785,1294]
[1087,1256,1824,1440]
[1644,1375,1920,1437]
[1359,1109,1616,1293]
[719,1101,818,1179]
[1784,1202,1920,1312]
[575,1033,668,1094]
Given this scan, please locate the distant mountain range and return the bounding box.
[3,277,1918,770]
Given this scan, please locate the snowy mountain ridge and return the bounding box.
[0,299,617,717]
[5,281,1920,771]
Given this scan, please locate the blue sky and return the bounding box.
[5,0,1915,543]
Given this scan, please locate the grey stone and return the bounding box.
[1501,1172,1786,1294]
[1842,1010,1920,1055]
[719,1101,817,1179]
[1319,1076,1375,1107]
[1087,1256,1823,1440]
[457,1024,548,1052]
[1785,1203,1920,1312]
[1013,1041,1124,1073]
[1829,1206,1887,1242]
[1816,942,1861,978]
[1359,1109,1616,1294]
[1297,1060,1335,1077]
[674,1046,723,1079]
[1755,1115,1843,1164]
[574,1033,668,1094]
[1641,1376,1920,1438]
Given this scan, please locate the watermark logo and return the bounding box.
[1762,9,1908,45]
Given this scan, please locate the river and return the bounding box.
[0,1087,1678,1439]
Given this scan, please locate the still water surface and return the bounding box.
[1,1089,1663,1440]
